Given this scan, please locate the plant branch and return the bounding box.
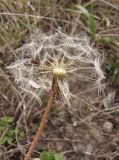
[24,77,57,160]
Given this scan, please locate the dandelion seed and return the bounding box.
[8,30,106,104]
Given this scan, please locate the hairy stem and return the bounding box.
[24,77,57,160]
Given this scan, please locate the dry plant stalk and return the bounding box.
[24,77,57,160]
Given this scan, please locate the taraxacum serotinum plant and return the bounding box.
[7,30,105,160]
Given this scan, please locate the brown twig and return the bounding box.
[24,77,57,160]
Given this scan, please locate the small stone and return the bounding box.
[73,121,78,127]
[103,121,113,133]
[103,91,116,109]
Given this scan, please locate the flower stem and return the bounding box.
[24,77,57,160]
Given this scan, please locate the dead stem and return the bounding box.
[24,77,57,160]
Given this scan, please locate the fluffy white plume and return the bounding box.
[8,31,105,103]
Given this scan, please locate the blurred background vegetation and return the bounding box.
[0,0,119,160]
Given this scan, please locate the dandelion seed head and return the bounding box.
[7,30,106,104]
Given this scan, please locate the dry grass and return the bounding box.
[0,0,119,160]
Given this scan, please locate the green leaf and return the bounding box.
[106,56,119,85]
[0,137,7,144]
[40,150,65,160]
[55,153,65,160]
[6,137,14,145]
[0,126,5,132]
[7,130,15,137]
[1,116,14,124]
[84,0,96,8]
[14,128,25,139]
[40,150,55,160]
[75,4,96,37]
[101,36,112,44]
